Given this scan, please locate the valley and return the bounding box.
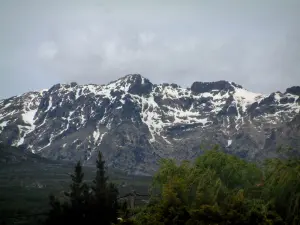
[0,145,151,224]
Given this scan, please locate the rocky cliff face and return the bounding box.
[0,74,299,174]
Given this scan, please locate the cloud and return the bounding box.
[138,32,156,46]
[0,0,300,98]
[38,41,58,60]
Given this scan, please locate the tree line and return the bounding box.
[6,145,300,225]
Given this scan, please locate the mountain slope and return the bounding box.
[0,144,58,166]
[0,74,299,174]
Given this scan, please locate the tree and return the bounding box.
[45,153,121,225]
[93,151,108,194]
[262,157,300,225]
[45,161,88,225]
[87,151,119,224]
[136,147,282,225]
[65,161,88,208]
[44,195,60,225]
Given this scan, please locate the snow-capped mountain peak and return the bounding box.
[0,75,299,174]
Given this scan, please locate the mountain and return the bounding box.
[0,74,299,174]
[0,144,58,165]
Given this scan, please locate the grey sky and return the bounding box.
[0,0,300,99]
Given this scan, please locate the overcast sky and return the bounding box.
[0,0,300,99]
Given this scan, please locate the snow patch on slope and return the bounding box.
[16,108,38,146]
[227,140,232,147]
[22,109,37,127]
[0,121,8,130]
[87,132,107,161]
[233,87,264,112]
[46,96,53,111]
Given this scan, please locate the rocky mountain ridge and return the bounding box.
[0,74,299,174]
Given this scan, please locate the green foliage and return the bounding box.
[135,147,288,225]
[151,147,262,207]
[195,147,262,189]
[44,161,89,225]
[93,151,108,193]
[4,144,300,225]
[44,151,123,225]
[0,149,151,225]
[262,157,300,225]
[87,151,119,224]
[64,161,88,207]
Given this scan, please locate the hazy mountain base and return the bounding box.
[0,166,151,225]
[0,146,151,225]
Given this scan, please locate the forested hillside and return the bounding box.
[2,146,299,225]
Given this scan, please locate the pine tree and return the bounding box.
[45,161,89,225]
[45,153,121,225]
[88,151,119,224]
[65,161,87,208]
[65,161,89,224]
[44,195,66,225]
[93,151,108,197]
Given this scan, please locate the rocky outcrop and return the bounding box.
[191,80,243,94]
[285,86,300,96]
